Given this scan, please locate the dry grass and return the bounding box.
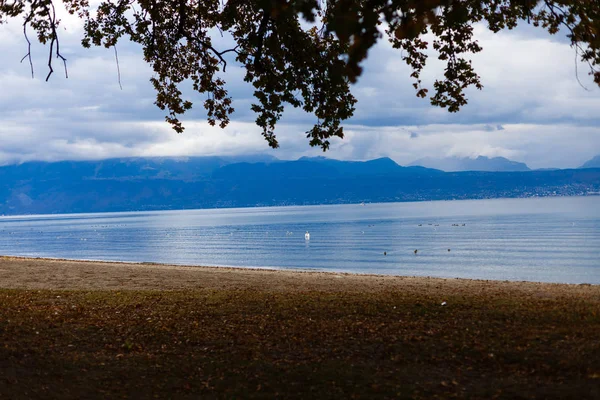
[1,285,599,399]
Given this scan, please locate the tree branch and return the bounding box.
[574,46,591,91]
[211,45,240,72]
[176,0,186,39]
[253,11,270,72]
[194,35,239,72]
[20,22,34,78]
[543,0,597,88]
[51,1,68,79]
[45,34,54,81]
[20,0,38,79]
[42,0,68,81]
[114,45,123,90]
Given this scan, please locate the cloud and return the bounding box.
[350,24,600,127]
[319,123,600,170]
[0,10,599,169]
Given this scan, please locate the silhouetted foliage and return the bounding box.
[1,0,599,149]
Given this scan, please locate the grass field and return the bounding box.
[2,285,599,399]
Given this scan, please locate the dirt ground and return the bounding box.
[1,256,599,399]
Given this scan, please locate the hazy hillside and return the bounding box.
[409,156,531,172]
[580,155,600,169]
[0,156,598,215]
[0,155,278,182]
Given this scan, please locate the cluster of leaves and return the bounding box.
[0,0,599,149]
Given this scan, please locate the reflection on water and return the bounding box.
[1,196,599,284]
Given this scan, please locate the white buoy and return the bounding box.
[305,231,310,240]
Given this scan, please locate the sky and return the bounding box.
[0,6,599,169]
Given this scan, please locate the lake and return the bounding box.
[1,196,599,284]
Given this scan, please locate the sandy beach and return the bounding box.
[1,255,598,298]
[2,255,600,399]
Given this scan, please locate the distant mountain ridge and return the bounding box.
[214,157,442,181]
[408,156,530,172]
[580,155,600,169]
[0,156,599,215]
[0,154,279,181]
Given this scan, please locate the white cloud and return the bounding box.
[320,123,600,169]
[0,10,599,169]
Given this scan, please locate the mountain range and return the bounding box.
[1,156,599,215]
[408,156,531,172]
[580,155,600,169]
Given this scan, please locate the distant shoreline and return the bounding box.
[0,193,598,218]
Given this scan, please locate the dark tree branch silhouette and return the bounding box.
[1,0,599,149]
[20,22,34,78]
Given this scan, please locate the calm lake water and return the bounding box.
[1,196,599,284]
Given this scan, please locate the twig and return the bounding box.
[114,45,123,90]
[21,0,38,78]
[195,36,239,72]
[211,46,240,72]
[55,40,69,79]
[46,36,54,82]
[574,46,591,91]
[543,0,596,91]
[20,23,34,78]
